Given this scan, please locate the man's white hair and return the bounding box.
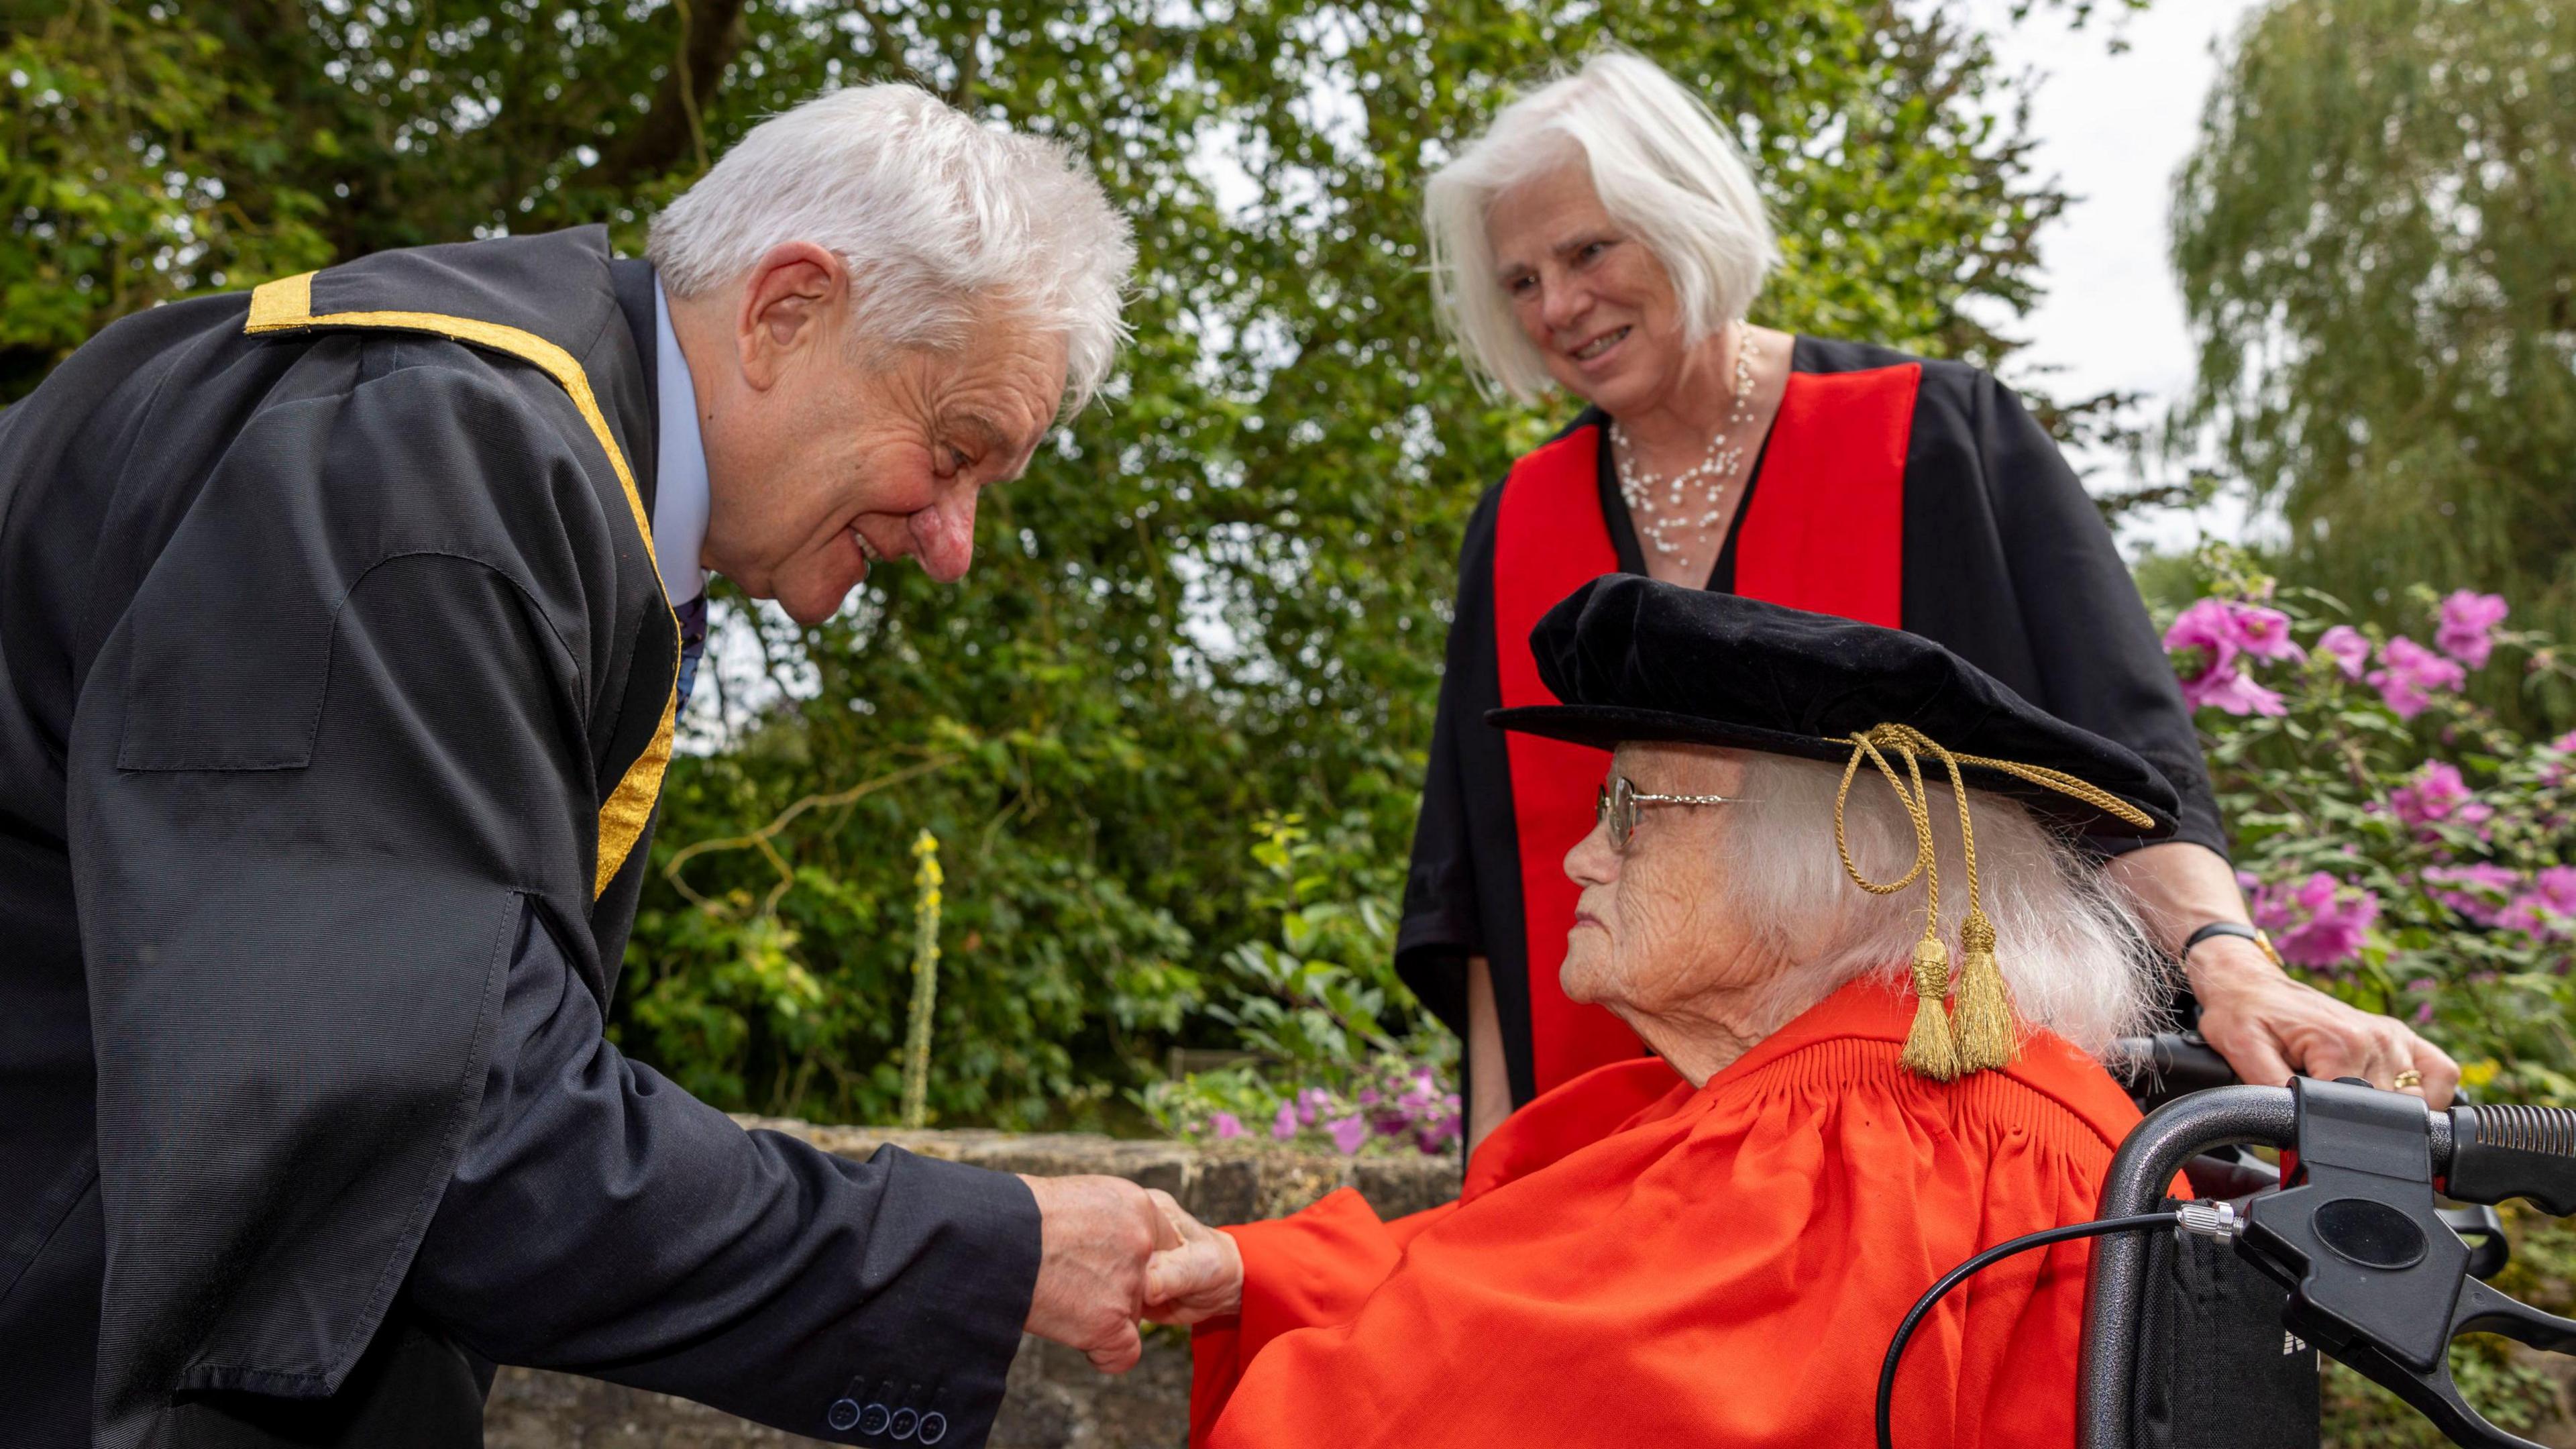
[648,85,1134,412]
[1717,753,2165,1059]
[1424,48,1780,403]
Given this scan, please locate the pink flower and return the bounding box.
[2165,598,2240,667]
[1209,1111,1246,1141]
[2318,626,2371,681]
[2166,597,2298,714]
[1295,1087,1332,1126]
[2436,591,2509,669]
[2263,872,2380,967]
[1270,1103,1298,1141]
[2392,761,2472,825]
[1326,1116,1369,1155]
[2186,668,2287,716]
[2422,863,2523,926]
[2230,604,2306,663]
[2542,732,2576,788]
[2368,636,2467,719]
[1416,1112,1462,1155]
[2165,597,2242,684]
[2534,866,2576,914]
[2504,867,2576,940]
[2390,761,2491,836]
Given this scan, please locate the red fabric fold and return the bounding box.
[1491,423,1637,1091]
[1191,978,2161,1449]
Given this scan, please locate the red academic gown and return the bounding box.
[1189,978,2158,1449]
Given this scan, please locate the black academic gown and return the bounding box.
[0,227,1038,1449]
[1399,337,2224,1110]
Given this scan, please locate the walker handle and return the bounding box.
[2445,1104,2576,1216]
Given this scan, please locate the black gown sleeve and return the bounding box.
[1394,484,1503,1038]
[413,903,1037,1446]
[68,358,1036,1444]
[1970,376,2227,857]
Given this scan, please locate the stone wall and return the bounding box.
[482,1121,1461,1449]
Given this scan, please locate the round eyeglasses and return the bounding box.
[1597,775,1748,853]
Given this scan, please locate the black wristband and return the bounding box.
[2181,920,2282,967]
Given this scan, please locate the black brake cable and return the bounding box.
[1875,1212,2181,1449]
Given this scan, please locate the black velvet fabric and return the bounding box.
[1489,574,2182,841]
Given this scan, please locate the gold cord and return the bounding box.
[1833,723,2143,1077]
[1836,729,1957,1079]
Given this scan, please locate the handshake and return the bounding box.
[1020,1175,1248,1371]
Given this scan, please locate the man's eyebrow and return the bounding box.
[947,412,1009,451]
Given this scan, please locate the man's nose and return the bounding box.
[910,488,978,584]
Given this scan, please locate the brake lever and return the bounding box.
[2440,1204,2510,1281]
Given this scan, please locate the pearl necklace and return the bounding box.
[1611,327,1760,574]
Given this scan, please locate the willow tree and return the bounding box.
[2173,0,2576,672]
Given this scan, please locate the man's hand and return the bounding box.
[1141,1189,1244,1326]
[2191,937,2462,1107]
[1019,1174,1176,1373]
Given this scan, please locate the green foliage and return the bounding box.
[0,1,331,398]
[1210,814,1415,1069]
[2176,555,2576,1443]
[2172,0,2576,711]
[2166,548,2576,1098]
[1140,814,1462,1156]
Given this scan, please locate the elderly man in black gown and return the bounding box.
[0,85,1156,1449]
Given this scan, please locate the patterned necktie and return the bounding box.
[674,594,710,713]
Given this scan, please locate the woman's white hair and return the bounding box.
[648,85,1135,413]
[1717,753,2167,1059]
[1424,48,1781,403]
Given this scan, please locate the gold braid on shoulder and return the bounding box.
[1833,724,2155,1079]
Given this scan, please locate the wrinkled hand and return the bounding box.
[1020,1174,1177,1373]
[1141,1189,1243,1326]
[2192,940,2461,1107]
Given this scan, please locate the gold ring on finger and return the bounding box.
[2393,1068,2424,1091]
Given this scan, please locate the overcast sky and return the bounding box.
[1966,0,2271,551]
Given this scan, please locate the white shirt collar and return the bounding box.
[651,280,710,607]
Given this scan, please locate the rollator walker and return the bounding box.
[1885,1032,2576,1449]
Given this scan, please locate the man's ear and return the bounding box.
[735,241,845,391]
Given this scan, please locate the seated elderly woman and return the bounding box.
[1144,576,2188,1449]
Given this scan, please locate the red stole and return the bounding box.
[1491,364,1921,1094]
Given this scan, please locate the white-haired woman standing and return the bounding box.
[1395,49,2456,1149]
[1146,580,2186,1448]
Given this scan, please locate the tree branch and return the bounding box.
[593,0,748,187]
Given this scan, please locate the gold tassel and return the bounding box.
[1842,723,2047,1081]
[1900,934,1960,1081]
[1950,911,2015,1072]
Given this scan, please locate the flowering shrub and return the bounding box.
[2167,549,2576,1101]
[1141,814,1462,1158]
[1150,1057,1464,1158]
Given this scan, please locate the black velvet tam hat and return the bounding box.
[1486,575,2181,842]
